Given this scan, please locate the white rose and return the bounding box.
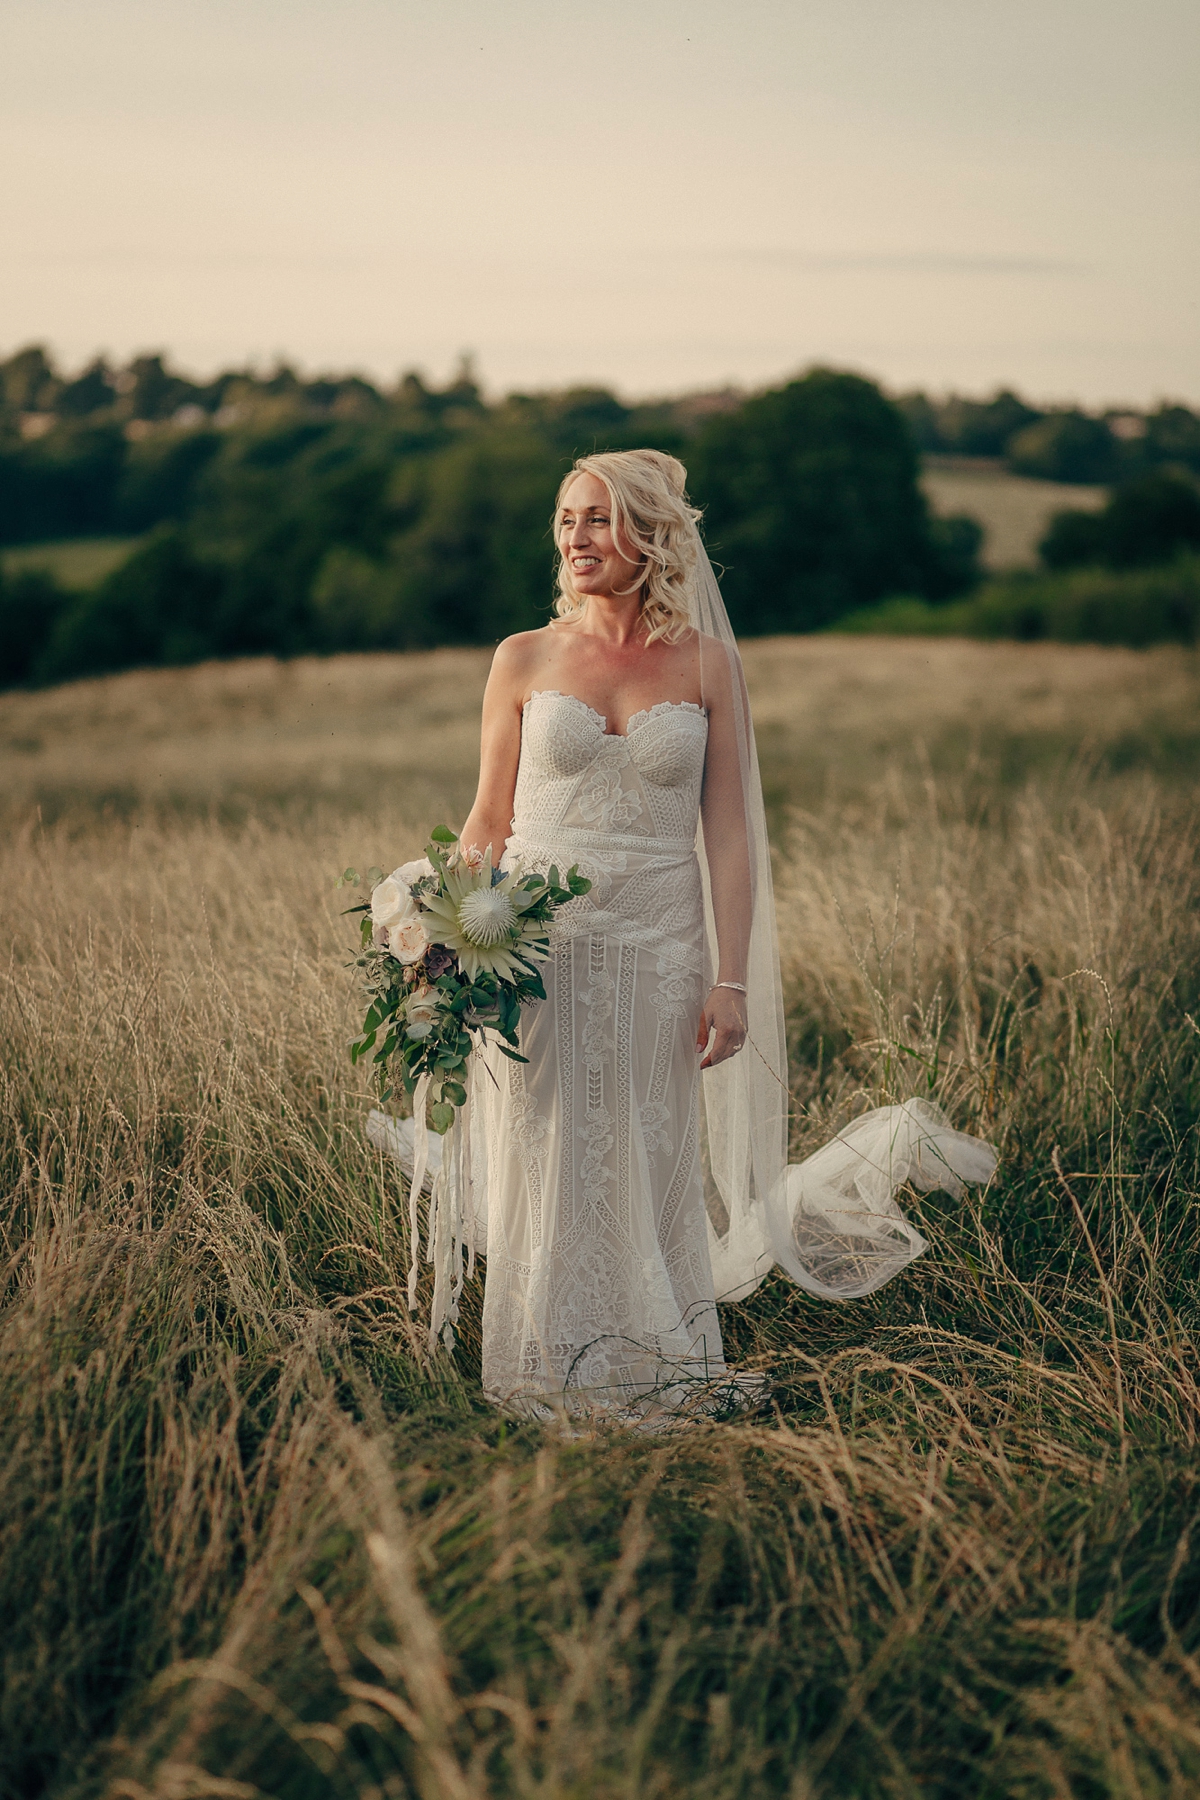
[371,875,413,929]
[405,985,441,1024]
[387,917,429,964]
[394,857,435,888]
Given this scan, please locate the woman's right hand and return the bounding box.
[697,986,747,1068]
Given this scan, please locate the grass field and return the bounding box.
[1,535,145,591]
[920,461,1105,570]
[3,637,1200,1798]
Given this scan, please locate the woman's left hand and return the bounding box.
[697,986,747,1069]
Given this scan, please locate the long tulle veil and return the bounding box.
[691,534,997,1303]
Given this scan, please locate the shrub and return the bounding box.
[926,513,984,599]
[1102,470,1200,566]
[0,566,69,686]
[1039,507,1108,570]
[833,556,1200,648]
[1042,471,1200,571]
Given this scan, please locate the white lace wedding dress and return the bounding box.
[369,683,998,1416]
[480,688,720,1408]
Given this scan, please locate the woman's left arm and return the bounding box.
[696,645,752,1069]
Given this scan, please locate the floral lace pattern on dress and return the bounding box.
[480,691,724,1409]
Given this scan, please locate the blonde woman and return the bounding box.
[450,450,995,1415]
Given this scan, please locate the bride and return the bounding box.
[374,449,995,1416]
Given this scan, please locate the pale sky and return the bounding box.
[3,0,1198,405]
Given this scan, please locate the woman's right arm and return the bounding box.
[459,636,529,863]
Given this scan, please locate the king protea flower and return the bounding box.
[420,855,549,980]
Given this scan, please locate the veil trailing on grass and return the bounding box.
[690,529,996,1303]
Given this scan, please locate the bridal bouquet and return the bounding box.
[339,826,590,1133]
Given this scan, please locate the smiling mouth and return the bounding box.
[572,557,601,570]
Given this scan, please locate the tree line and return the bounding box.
[1,343,1198,687]
[897,388,1200,486]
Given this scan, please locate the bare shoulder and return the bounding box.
[487,628,551,690]
[693,627,732,660]
[692,629,737,705]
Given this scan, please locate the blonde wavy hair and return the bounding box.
[552,449,702,645]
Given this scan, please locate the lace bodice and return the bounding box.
[512,690,708,847]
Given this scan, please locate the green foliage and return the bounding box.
[55,356,115,419]
[7,338,1200,685]
[898,389,1200,484]
[690,369,967,633]
[0,421,126,544]
[1037,506,1108,570]
[1,535,143,592]
[378,428,566,647]
[115,427,222,530]
[927,512,984,598]
[834,554,1200,647]
[3,354,973,681]
[0,342,57,412]
[1041,470,1200,571]
[0,564,69,685]
[346,832,591,1131]
[35,527,226,682]
[1007,410,1121,483]
[1143,402,1200,472]
[898,385,1043,457]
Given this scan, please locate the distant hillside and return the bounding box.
[920,461,1105,569]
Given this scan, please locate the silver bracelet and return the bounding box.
[712,980,748,994]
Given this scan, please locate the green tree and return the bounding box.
[1143,404,1200,475]
[116,431,222,530]
[689,369,958,633]
[383,430,565,646]
[1008,411,1118,484]
[940,389,1043,457]
[0,344,58,416]
[1039,508,1106,570]
[37,528,225,682]
[0,423,126,543]
[117,353,197,422]
[56,358,115,419]
[895,388,1043,458]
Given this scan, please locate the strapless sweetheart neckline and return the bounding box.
[525,688,706,740]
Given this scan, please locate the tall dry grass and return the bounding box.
[2,640,1200,1798]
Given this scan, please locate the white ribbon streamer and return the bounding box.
[368,1064,476,1349]
[426,1065,474,1352]
[406,1073,431,1311]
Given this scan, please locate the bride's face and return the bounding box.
[558,473,645,600]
